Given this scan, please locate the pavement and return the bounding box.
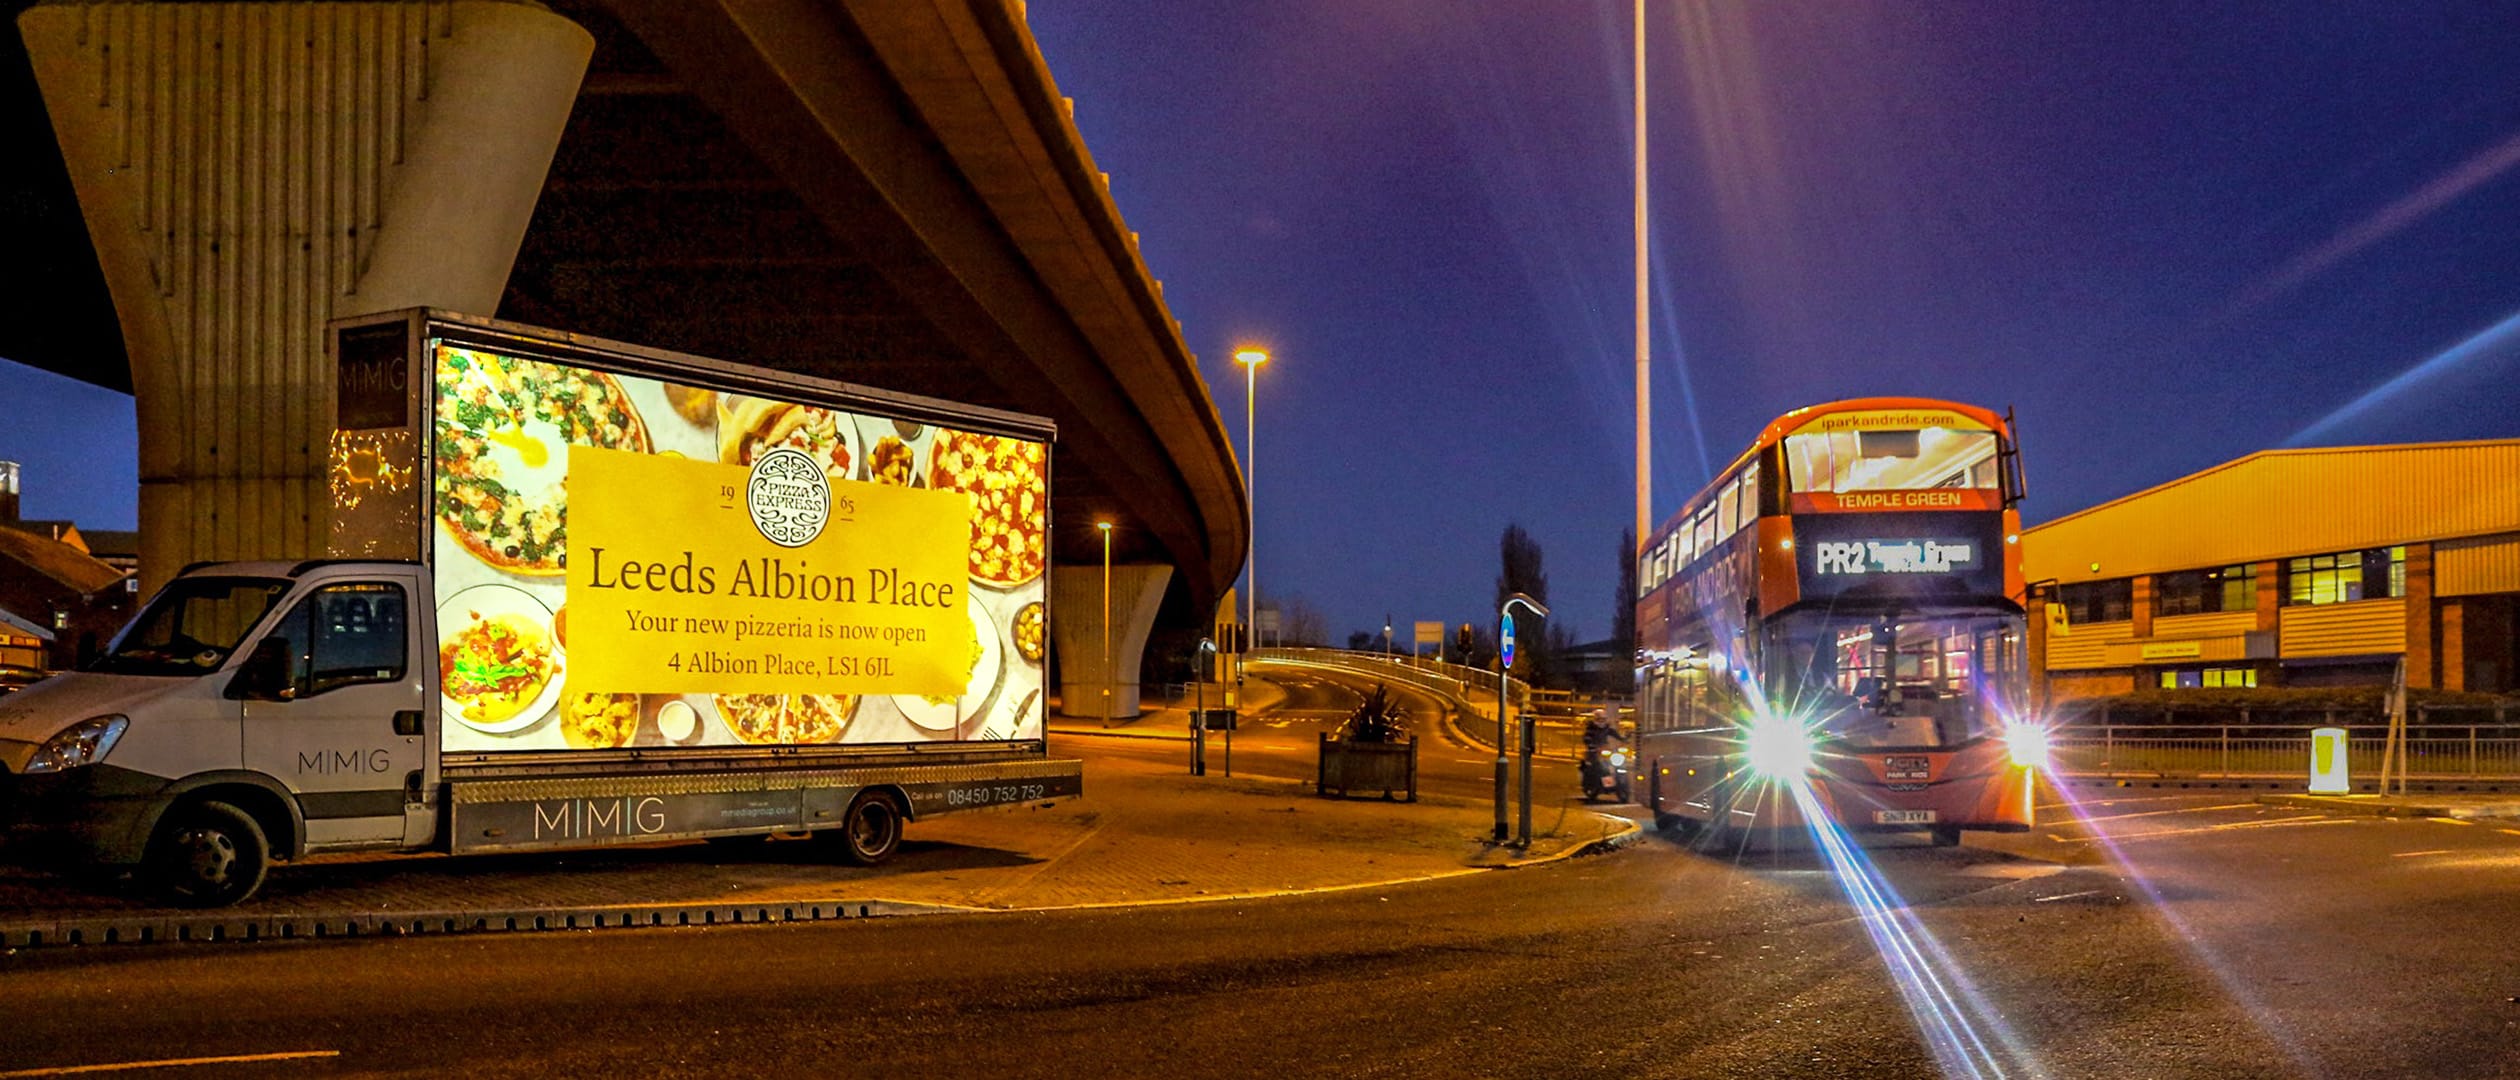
[0,732,1633,947]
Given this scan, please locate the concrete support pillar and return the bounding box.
[1050,562,1172,720]
[20,2,592,585]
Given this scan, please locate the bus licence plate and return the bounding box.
[1875,809,1937,825]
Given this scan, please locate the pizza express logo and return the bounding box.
[746,448,831,548]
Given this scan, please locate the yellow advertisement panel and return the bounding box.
[565,446,972,698]
[426,340,1050,754]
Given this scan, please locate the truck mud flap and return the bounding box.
[449,760,1081,853]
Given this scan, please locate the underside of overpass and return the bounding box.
[0,0,1246,665]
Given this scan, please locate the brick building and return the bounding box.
[0,460,137,670]
[2022,440,2520,702]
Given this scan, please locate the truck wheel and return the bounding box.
[148,800,269,908]
[830,791,903,866]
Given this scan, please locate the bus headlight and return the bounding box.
[2006,725,2049,769]
[1744,716,1815,778]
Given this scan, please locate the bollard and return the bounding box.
[2308,727,2349,794]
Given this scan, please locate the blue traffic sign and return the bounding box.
[1500,612,1516,668]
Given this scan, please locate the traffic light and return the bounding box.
[1454,623,1474,660]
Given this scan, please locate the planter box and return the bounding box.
[1317,734,1417,801]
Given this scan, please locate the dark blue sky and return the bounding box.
[5,2,2519,646]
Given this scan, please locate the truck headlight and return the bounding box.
[2006,725,2049,769]
[1744,715,1815,778]
[23,715,128,774]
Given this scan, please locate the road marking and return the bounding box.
[2054,816,2353,844]
[2033,890,2100,903]
[2392,849,2455,858]
[2428,817,2475,826]
[1452,758,1493,766]
[0,1052,341,1078]
[2064,802,2254,824]
[2036,792,2223,811]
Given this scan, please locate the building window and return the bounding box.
[2156,564,2256,616]
[2284,547,2404,606]
[2157,666,2258,689]
[2057,579,2132,625]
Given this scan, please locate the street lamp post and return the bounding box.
[1496,592,1549,844]
[1234,347,1267,692]
[1194,637,1215,775]
[1098,521,1113,730]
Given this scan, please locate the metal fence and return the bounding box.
[2051,724,2520,781]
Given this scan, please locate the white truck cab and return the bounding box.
[0,560,435,905]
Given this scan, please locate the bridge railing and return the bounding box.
[2050,723,2520,781]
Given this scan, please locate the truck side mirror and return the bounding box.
[234,638,296,700]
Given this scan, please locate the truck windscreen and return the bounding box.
[91,577,291,676]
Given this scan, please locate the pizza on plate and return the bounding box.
[713,693,854,745]
[434,346,651,575]
[787,694,857,743]
[928,429,1047,586]
[714,694,788,745]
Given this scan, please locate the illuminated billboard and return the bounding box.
[427,342,1048,754]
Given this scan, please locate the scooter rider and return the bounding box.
[1580,706,1632,802]
[1582,707,1626,752]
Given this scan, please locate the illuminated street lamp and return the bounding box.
[1099,521,1113,729]
[1497,592,1549,844]
[1234,346,1267,660]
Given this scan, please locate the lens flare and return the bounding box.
[2004,724,2049,769]
[1744,714,1816,777]
[1789,778,2044,1079]
[2041,782,2322,1073]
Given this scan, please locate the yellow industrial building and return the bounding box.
[2023,439,2520,702]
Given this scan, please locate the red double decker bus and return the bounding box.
[1634,398,2042,845]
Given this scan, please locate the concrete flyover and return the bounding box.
[1,0,1245,701]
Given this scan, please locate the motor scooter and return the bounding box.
[1579,742,1632,803]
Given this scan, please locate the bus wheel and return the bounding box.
[1931,825,1963,847]
[147,800,269,908]
[826,791,904,866]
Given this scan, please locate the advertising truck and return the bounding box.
[0,310,1078,906]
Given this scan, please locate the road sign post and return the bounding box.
[1495,594,1546,845]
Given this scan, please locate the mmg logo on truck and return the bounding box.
[534,796,670,840]
[298,748,392,774]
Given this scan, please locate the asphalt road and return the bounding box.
[6,794,2517,1078]
[6,670,2517,1078]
